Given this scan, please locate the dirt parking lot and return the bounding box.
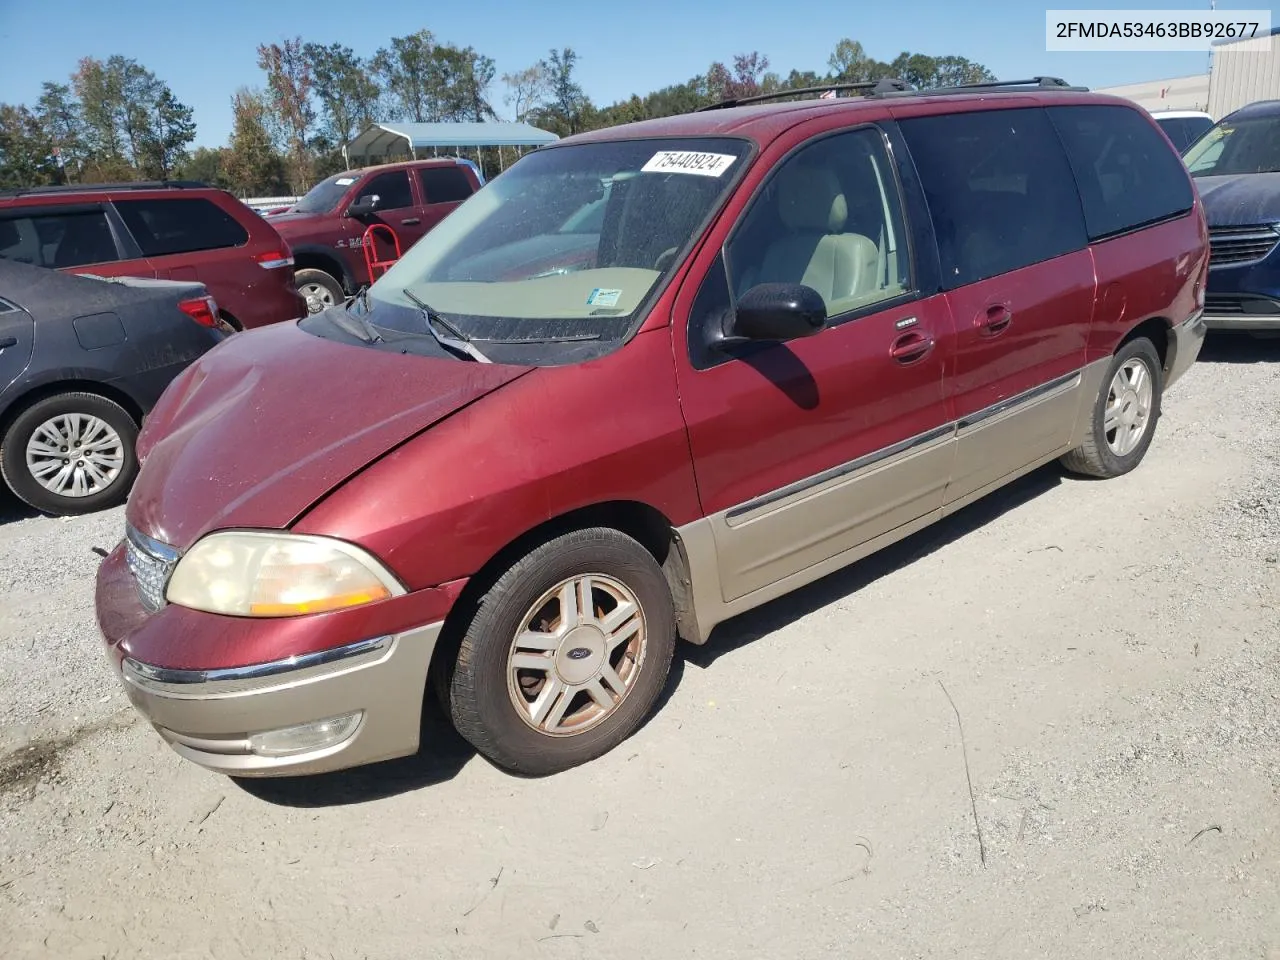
[2,336,1279,960]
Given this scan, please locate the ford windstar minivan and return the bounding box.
[95,77,1209,779]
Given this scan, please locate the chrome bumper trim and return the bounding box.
[123,634,393,686]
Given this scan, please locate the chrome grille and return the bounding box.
[125,526,178,612]
[1208,225,1280,267]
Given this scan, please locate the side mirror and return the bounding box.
[346,194,379,217]
[714,282,826,348]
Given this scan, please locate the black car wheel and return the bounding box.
[295,269,345,315]
[447,527,677,776]
[0,392,139,516]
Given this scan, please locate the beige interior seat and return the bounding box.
[755,166,880,306]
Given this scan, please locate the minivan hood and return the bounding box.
[1194,173,1280,228]
[126,319,531,550]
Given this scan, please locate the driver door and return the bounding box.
[672,123,957,604]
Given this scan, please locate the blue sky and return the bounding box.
[0,0,1244,148]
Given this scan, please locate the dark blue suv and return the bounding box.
[1185,100,1280,335]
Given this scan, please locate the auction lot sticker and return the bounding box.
[642,151,737,177]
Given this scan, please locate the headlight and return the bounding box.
[165,531,405,617]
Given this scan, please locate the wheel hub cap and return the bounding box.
[1104,358,1153,457]
[506,574,647,737]
[24,413,124,498]
[554,626,606,684]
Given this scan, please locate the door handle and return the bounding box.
[0,337,15,349]
[977,304,1013,336]
[890,330,933,364]
[400,217,421,225]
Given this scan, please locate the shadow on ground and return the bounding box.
[685,463,1064,669]
[233,708,478,807]
[0,490,38,527]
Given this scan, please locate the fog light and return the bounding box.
[248,712,363,757]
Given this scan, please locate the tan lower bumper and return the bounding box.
[116,622,442,777]
[1166,310,1207,390]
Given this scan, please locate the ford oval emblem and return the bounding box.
[566,647,592,661]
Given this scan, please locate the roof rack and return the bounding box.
[875,76,1088,98]
[696,75,1086,112]
[0,180,210,199]
[697,78,912,111]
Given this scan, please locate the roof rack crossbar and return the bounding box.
[874,76,1088,98]
[697,78,912,111]
[691,75,1087,113]
[0,180,209,199]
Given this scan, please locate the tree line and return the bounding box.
[0,33,995,196]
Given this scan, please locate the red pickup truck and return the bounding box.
[268,158,484,313]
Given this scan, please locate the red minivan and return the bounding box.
[0,182,305,330]
[95,79,1209,779]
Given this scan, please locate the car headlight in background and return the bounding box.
[165,531,404,617]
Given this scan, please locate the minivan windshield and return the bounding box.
[1184,115,1280,176]
[291,172,360,214]
[363,137,750,343]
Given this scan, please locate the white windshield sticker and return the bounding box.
[586,288,623,307]
[335,177,356,185]
[641,151,736,177]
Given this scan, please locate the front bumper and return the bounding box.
[112,623,441,776]
[1202,312,1280,331]
[96,536,462,778]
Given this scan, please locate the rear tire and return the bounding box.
[1060,337,1163,479]
[0,392,139,516]
[295,268,345,315]
[448,527,676,776]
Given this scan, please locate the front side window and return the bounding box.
[115,198,249,257]
[724,127,911,322]
[361,170,413,210]
[1184,115,1280,176]
[899,107,1087,289]
[1049,104,1194,241]
[0,210,119,269]
[363,137,750,342]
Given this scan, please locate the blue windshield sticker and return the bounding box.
[587,288,622,307]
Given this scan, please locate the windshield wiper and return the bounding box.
[339,292,383,343]
[402,288,491,363]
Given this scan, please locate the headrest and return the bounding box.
[777,166,847,233]
[0,220,19,249]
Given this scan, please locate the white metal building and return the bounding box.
[1094,73,1211,114]
[1207,27,1280,119]
[1094,28,1278,120]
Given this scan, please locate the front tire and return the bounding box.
[448,527,676,776]
[1060,337,1163,479]
[295,268,345,315]
[0,392,139,516]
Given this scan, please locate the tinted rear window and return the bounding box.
[0,210,120,269]
[419,166,474,203]
[1049,105,1195,241]
[115,197,249,257]
[1156,115,1213,151]
[899,107,1087,289]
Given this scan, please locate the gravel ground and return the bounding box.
[1,335,1278,960]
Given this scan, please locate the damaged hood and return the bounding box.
[1194,172,1280,228]
[126,319,531,550]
